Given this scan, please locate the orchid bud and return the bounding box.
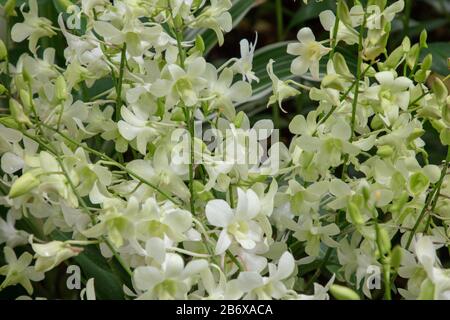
[9,171,41,198]
[402,37,411,52]
[0,84,7,95]
[171,107,186,122]
[418,279,435,300]
[421,54,432,71]
[330,284,360,300]
[407,128,425,142]
[377,145,394,158]
[195,35,205,54]
[384,46,404,70]
[378,226,391,255]
[432,78,448,104]
[332,53,351,77]
[9,98,32,126]
[337,0,352,27]
[55,75,68,102]
[234,111,245,128]
[440,127,450,146]
[4,0,17,17]
[419,30,428,49]
[19,89,32,112]
[348,202,364,225]
[0,40,7,61]
[406,44,419,69]
[409,171,429,195]
[322,74,346,91]
[442,100,450,126]
[32,240,82,273]
[390,245,402,271]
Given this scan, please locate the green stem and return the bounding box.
[115,43,127,122]
[275,0,284,42]
[403,0,412,39]
[272,0,284,128]
[329,13,340,59]
[172,19,196,216]
[342,13,366,178]
[304,247,332,291]
[374,222,392,300]
[406,146,450,249]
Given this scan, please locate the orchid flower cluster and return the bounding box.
[0,0,449,300]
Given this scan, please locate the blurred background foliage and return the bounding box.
[0,0,449,299]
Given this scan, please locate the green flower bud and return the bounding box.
[378,227,391,255]
[362,187,370,203]
[0,116,20,130]
[234,111,245,128]
[0,40,7,61]
[414,69,428,83]
[406,44,420,69]
[195,35,205,54]
[371,115,384,130]
[0,84,7,95]
[32,240,82,273]
[377,145,394,158]
[4,0,17,17]
[322,74,346,91]
[55,75,68,102]
[402,37,411,52]
[384,46,404,70]
[390,191,409,214]
[419,30,428,49]
[432,78,448,104]
[390,246,402,271]
[170,107,186,122]
[193,181,214,202]
[9,98,32,126]
[440,127,450,146]
[156,97,165,118]
[348,202,364,225]
[9,171,41,198]
[421,54,433,71]
[418,279,435,300]
[22,69,33,84]
[407,128,425,142]
[442,101,450,126]
[19,89,32,112]
[430,119,446,132]
[409,171,429,195]
[337,0,352,27]
[330,284,360,300]
[332,53,352,78]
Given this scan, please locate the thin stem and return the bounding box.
[115,43,127,122]
[275,0,284,42]
[342,13,366,178]
[406,146,450,249]
[329,13,340,59]
[374,222,392,300]
[304,247,332,291]
[273,0,283,128]
[403,0,412,39]
[172,18,196,216]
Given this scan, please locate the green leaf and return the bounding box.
[53,231,127,300]
[421,42,450,76]
[185,0,255,54]
[287,0,335,32]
